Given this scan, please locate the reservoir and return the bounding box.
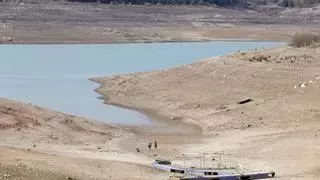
[0,41,280,124]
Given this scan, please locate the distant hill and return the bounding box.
[69,0,319,8]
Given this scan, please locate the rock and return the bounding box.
[4,106,12,111]
[216,105,227,110]
[170,116,180,120]
[17,163,27,168]
[309,80,313,84]
[3,174,11,178]
[97,146,102,150]
[118,80,127,85]
[238,98,253,104]
[193,104,200,108]
[49,135,59,140]
[299,83,307,88]
[64,119,73,124]
[247,124,252,128]
[136,147,141,153]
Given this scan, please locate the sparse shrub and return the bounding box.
[290,33,320,47]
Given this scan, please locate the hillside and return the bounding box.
[65,0,320,7]
[92,45,320,179]
[0,2,319,44]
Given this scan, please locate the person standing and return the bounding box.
[148,142,152,151]
[154,140,158,150]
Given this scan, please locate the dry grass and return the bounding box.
[290,33,320,47]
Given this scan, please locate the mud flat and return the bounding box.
[92,45,320,179]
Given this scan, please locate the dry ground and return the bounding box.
[0,3,320,43]
[0,98,172,180]
[92,45,320,179]
[1,45,320,179]
[1,2,320,179]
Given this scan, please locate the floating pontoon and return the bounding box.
[152,157,276,180]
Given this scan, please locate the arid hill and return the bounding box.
[0,2,319,44]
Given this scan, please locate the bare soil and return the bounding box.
[1,2,320,179]
[1,45,320,180]
[92,45,320,179]
[0,98,172,179]
[0,3,320,43]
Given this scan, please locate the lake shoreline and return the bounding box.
[0,41,280,126]
[0,97,179,179]
[0,1,319,178]
[90,45,320,179]
[91,78,203,135]
[2,38,288,45]
[1,42,320,179]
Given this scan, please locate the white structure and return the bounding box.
[153,153,276,180]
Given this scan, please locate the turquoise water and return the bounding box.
[0,41,280,124]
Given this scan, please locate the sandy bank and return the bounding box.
[1,3,320,44]
[0,98,172,179]
[92,45,320,179]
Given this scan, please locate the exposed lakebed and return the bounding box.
[0,41,280,125]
